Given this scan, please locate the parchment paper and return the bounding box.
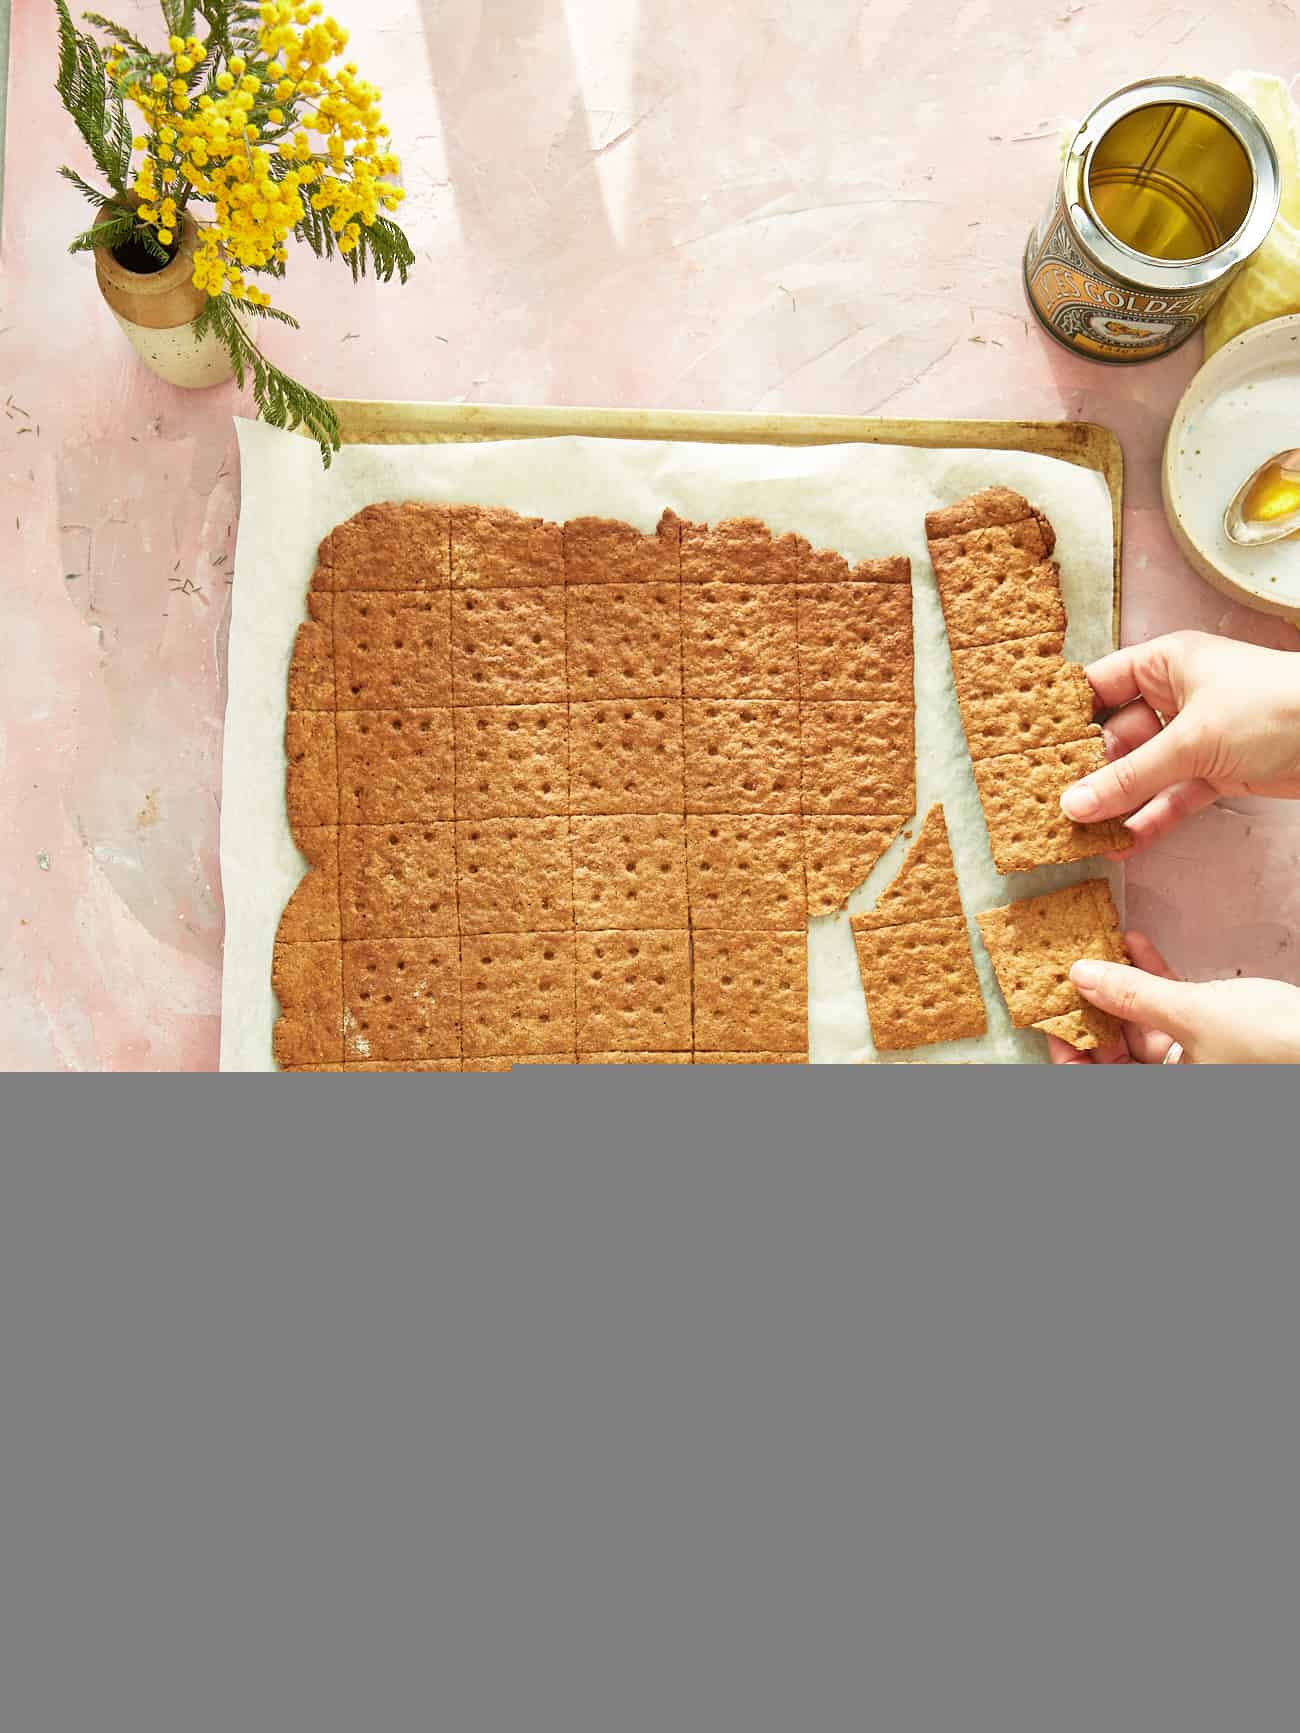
[221,418,1118,1069]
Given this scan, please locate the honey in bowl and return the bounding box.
[1238,459,1300,535]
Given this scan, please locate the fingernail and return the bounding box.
[1061,783,1100,820]
[1071,961,1103,990]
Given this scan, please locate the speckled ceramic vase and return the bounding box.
[94,209,236,390]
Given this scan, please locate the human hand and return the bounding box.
[1045,931,1300,1065]
[1059,631,1300,855]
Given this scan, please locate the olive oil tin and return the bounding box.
[1025,77,1280,364]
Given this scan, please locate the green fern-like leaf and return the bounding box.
[200,294,340,465]
[59,163,114,206]
[53,0,134,192]
[346,214,415,286]
[68,212,135,253]
[79,13,153,56]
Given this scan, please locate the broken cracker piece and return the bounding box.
[852,916,986,1052]
[973,731,1126,873]
[680,516,810,584]
[802,816,906,917]
[563,512,681,585]
[924,486,1055,547]
[317,502,450,592]
[976,878,1127,1046]
[853,805,963,931]
[450,504,564,588]
[1033,1005,1122,1053]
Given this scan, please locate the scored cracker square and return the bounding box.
[334,591,452,710]
[951,635,1095,760]
[853,806,962,932]
[972,731,1126,873]
[454,704,570,818]
[450,504,564,588]
[455,817,574,933]
[799,702,915,815]
[693,931,808,1053]
[924,486,1054,544]
[796,581,913,703]
[576,930,693,1054]
[681,517,809,584]
[287,594,335,710]
[451,585,567,705]
[684,699,801,813]
[569,699,685,815]
[280,826,340,942]
[681,583,799,699]
[976,879,1127,1044]
[571,815,689,930]
[853,917,986,1052]
[343,938,462,1062]
[285,712,339,827]
[567,584,682,699]
[339,823,458,940]
[317,502,450,591]
[801,816,906,916]
[337,708,455,825]
[686,815,806,928]
[563,513,681,585]
[928,529,1065,650]
[273,940,344,1067]
[461,932,577,1057]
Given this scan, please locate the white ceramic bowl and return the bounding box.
[1162,312,1300,621]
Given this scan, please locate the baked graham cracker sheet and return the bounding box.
[221,421,1122,1069]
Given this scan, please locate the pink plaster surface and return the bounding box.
[1,0,1298,1069]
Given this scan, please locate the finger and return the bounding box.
[1059,722,1198,822]
[1082,638,1180,714]
[1114,779,1219,850]
[1123,930,1181,980]
[1045,1033,1093,1064]
[1101,699,1163,760]
[1093,1037,1132,1064]
[1069,958,1204,1042]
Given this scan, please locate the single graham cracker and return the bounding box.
[335,591,453,710]
[801,816,906,916]
[287,593,335,710]
[924,486,1055,546]
[576,930,693,1054]
[681,582,799,699]
[854,805,963,931]
[569,699,685,815]
[680,517,809,584]
[951,634,1095,760]
[454,703,569,819]
[684,699,801,814]
[975,879,1127,1043]
[567,583,682,699]
[799,703,915,816]
[852,916,987,1052]
[563,512,681,585]
[571,814,689,931]
[456,817,575,933]
[273,941,344,1067]
[279,826,340,942]
[285,711,339,827]
[461,932,577,1057]
[932,552,1067,652]
[927,521,1060,598]
[451,585,568,705]
[337,709,455,825]
[450,504,564,588]
[317,502,450,592]
[693,931,808,1054]
[796,581,913,703]
[973,731,1127,873]
[343,938,462,1062]
[339,823,458,940]
[686,815,806,929]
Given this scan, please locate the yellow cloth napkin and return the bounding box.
[1203,71,1300,355]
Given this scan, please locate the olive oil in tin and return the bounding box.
[1025,77,1280,363]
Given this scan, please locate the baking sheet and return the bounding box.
[221,419,1118,1069]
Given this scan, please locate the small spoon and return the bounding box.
[1223,448,1300,546]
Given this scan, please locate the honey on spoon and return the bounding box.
[1224,449,1300,546]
